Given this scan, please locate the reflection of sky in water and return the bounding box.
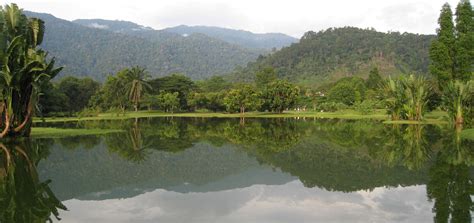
[56,181,433,223]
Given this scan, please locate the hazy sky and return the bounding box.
[5,0,466,38]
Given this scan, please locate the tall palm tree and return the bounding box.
[0,4,61,138]
[126,66,151,112]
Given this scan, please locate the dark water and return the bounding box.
[1,118,473,222]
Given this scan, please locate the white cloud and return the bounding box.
[56,181,434,223]
[88,23,109,29]
[5,0,464,38]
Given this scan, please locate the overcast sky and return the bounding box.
[5,0,466,38]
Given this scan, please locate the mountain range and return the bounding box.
[26,11,434,84]
[26,12,295,81]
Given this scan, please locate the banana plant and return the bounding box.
[0,140,67,222]
[442,80,473,125]
[0,4,62,138]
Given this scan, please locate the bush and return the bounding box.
[78,107,101,118]
[354,100,379,115]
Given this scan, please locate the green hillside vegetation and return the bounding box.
[24,12,263,81]
[163,25,297,49]
[230,27,434,87]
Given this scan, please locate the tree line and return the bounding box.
[0,1,473,138]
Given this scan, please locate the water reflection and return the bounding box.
[5,118,474,222]
[0,139,66,222]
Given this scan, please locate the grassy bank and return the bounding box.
[31,127,123,138]
[33,109,451,125]
[34,109,390,123]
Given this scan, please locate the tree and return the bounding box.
[454,0,473,81]
[90,71,129,112]
[187,92,209,111]
[255,66,277,88]
[261,80,299,113]
[157,91,180,113]
[197,76,231,92]
[57,76,100,114]
[429,3,455,88]
[205,92,226,112]
[327,77,366,106]
[224,85,259,114]
[126,66,151,111]
[366,67,383,90]
[430,1,474,125]
[0,4,62,137]
[150,74,196,110]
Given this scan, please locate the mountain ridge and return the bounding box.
[230,27,435,86]
[25,11,264,81]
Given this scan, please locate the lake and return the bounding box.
[1,117,473,222]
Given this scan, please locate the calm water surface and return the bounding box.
[1,118,473,222]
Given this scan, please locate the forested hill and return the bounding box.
[25,12,264,81]
[74,20,297,50]
[163,25,298,49]
[231,27,435,86]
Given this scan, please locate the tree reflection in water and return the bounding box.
[3,118,473,221]
[427,129,473,223]
[0,139,66,222]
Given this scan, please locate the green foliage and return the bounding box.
[196,76,231,93]
[0,140,67,221]
[57,76,100,113]
[383,75,431,121]
[0,4,62,137]
[150,74,196,110]
[25,12,263,81]
[90,70,129,111]
[224,85,260,113]
[430,1,473,125]
[366,67,383,89]
[157,91,180,113]
[327,77,366,106]
[355,100,379,115]
[454,0,473,81]
[232,27,433,84]
[124,66,151,111]
[162,25,297,49]
[255,66,277,88]
[261,80,300,113]
[429,40,454,86]
[39,82,69,116]
[441,80,473,124]
[204,92,226,112]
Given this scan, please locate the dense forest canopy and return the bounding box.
[162,25,298,49]
[24,12,265,81]
[230,27,434,87]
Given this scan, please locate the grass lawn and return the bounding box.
[33,109,450,125]
[34,109,388,123]
[30,127,123,138]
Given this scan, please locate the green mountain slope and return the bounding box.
[163,25,297,49]
[231,27,435,86]
[25,12,264,81]
[73,20,297,50]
